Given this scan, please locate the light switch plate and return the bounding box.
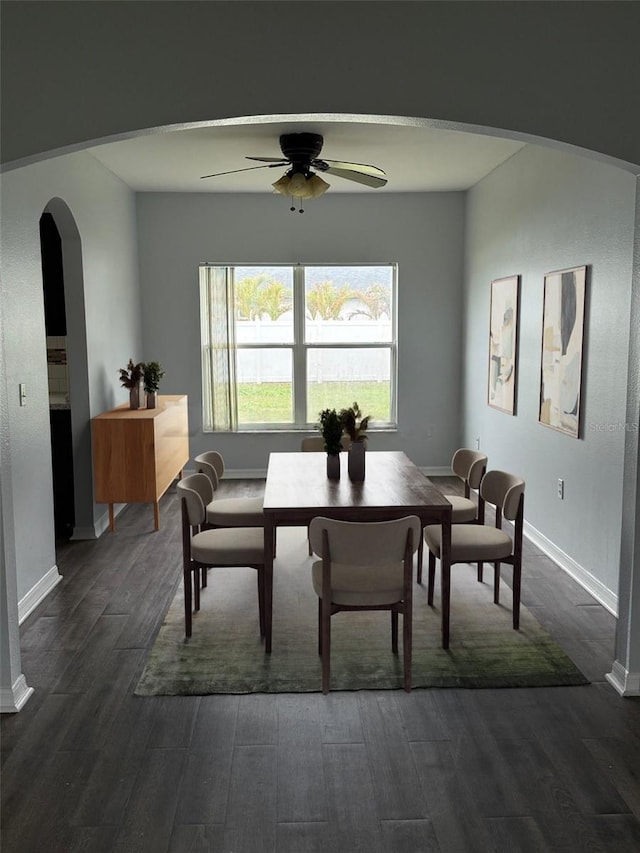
[19,383,27,406]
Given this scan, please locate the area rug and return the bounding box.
[135,527,588,695]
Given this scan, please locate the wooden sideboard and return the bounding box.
[92,394,189,531]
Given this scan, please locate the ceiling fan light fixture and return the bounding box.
[272,174,292,195]
[272,170,330,203]
[287,171,309,197]
[306,173,330,198]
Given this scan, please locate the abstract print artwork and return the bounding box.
[539,266,587,438]
[488,275,519,414]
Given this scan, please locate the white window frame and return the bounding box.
[200,262,398,432]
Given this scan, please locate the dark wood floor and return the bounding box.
[2,476,640,853]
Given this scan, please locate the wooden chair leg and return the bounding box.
[416,534,424,584]
[493,562,501,604]
[477,562,484,582]
[194,567,201,612]
[512,562,521,630]
[321,598,331,694]
[201,566,208,588]
[308,525,312,556]
[318,598,323,655]
[427,551,436,606]
[184,563,193,638]
[391,610,399,654]
[257,569,266,638]
[403,605,412,693]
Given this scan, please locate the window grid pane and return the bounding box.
[200,263,397,431]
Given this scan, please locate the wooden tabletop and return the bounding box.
[263,450,450,523]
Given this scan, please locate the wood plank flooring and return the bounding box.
[2,476,640,853]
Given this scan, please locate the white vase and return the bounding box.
[348,440,366,482]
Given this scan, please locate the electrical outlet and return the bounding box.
[19,383,27,406]
[557,478,564,500]
[475,437,480,450]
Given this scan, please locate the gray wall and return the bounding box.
[462,144,636,607]
[136,191,466,471]
[0,151,142,600]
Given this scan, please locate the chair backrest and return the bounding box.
[301,436,325,452]
[177,473,213,526]
[194,451,225,491]
[301,435,351,452]
[309,516,421,564]
[451,448,488,490]
[479,470,525,520]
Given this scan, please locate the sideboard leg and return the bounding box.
[153,502,160,531]
[108,503,115,532]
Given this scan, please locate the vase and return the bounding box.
[348,440,366,482]
[129,383,142,410]
[326,453,341,480]
[146,391,157,409]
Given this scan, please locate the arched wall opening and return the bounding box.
[41,198,94,541]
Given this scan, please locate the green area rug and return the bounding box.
[135,527,588,695]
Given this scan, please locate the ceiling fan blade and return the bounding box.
[246,156,289,164]
[318,159,387,180]
[321,165,387,189]
[200,163,281,179]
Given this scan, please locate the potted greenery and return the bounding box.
[119,359,145,409]
[339,402,371,482]
[143,361,165,409]
[318,408,343,479]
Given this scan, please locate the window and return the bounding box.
[200,263,397,431]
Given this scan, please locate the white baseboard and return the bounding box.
[524,520,618,616]
[18,565,63,625]
[0,674,34,713]
[606,660,640,696]
[222,468,267,479]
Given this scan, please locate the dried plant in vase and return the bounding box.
[339,402,371,482]
[119,359,145,409]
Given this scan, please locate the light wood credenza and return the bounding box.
[92,394,189,531]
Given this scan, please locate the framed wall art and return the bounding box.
[538,265,587,439]
[488,275,519,414]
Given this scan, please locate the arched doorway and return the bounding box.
[40,199,94,542]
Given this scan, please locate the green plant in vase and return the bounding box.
[318,408,343,479]
[119,359,144,409]
[143,361,165,409]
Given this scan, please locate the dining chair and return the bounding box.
[417,447,488,583]
[309,515,421,693]
[177,473,265,639]
[423,469,525,639]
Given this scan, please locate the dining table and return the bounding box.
[262,450,453,653]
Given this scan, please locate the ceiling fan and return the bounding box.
[200,132,387,212]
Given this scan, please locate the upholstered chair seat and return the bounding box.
[205,497,264,527]
[445,495,481,524]
[191,527,264,565]
[423,523,514,563]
